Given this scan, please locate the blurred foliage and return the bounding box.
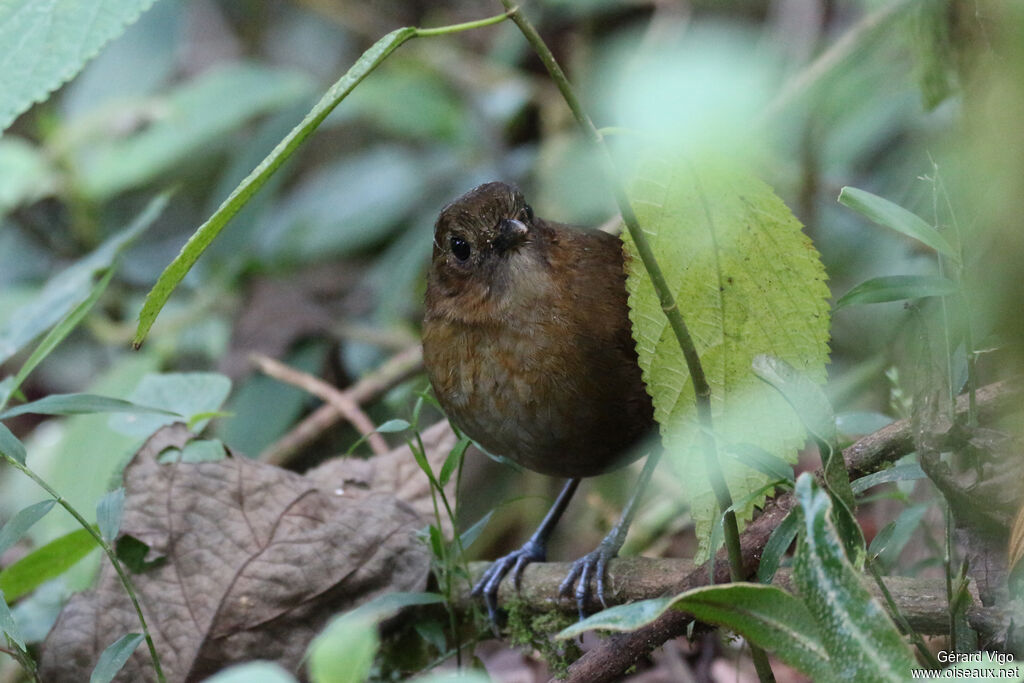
[2,0,1024,680]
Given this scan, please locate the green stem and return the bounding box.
[866,558,941,669]
[415,9,514,37]
[2,455,166,683]
[497,1,769,679]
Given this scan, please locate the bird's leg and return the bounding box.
[473,478,580,628]
[559,451,661,619]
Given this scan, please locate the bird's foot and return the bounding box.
[472,537,546,631]
[558,533,623,620]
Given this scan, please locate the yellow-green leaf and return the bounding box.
[623,157,830,559]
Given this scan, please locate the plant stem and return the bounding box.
[497,1,771,679]
[2,455,166,683]
[415,9,514,37]
[866,558,941,668]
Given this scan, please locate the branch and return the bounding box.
[250,352,389,455]
[454,558,1002,640]
[259,345,423,465]
[560,379,1021,683]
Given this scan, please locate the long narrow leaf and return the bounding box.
[838,187,958,260]
[0,589,25,649]
[0,528,99,601]
[0,422,26,464]
[133,27,418,347]
[90,633,144,683]
[0,393,180,420]
[557,584,831,681]
[835,275,957,308]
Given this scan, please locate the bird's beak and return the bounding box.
[494,218,529,253]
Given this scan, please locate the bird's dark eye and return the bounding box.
[522,204,534,221]
[450,235,471,261]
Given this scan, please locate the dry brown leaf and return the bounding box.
[40,424,430,682]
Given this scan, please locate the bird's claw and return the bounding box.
[558,540,616,620]
[472,538,545,632]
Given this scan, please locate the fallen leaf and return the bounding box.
[40,424,429,681]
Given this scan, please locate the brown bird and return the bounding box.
[422,181,656,621]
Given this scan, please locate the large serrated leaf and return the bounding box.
[623,158,830,559]
[793,474,916,680]
[0,0,160,133]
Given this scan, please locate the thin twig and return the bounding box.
[259,345,423,465]
[250,352,389,456]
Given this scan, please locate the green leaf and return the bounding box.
[909,0,956,110]
[0,588,25,649]
[6,266,116,405]
[851,463,926,495]
[376,419,411,434]
[345,591,445,622]
[133,27,418,348]
[0,528,99,601]
[200,661,298,683]
[724,444,795,484]
[107,372,231,437]
[96,488,125,542]
[0,136,58,215]
[838,187,958,260]
[792,474,916,681]
[0,0,160,132]
[0,500,56,556]
[0,393,179,420]
[156,439,227,464]
[307,613,379,683]
[557,584,831,681]
[439,438,471,487]
[757,509,799,584]
[0,422,27,464]
[459,510,493,550]
[74,63,315,200]
[90,632,143,683]
[872,503,928,568]
[0,193,167,365]
[835,275,958,308]
[623,158,831,559]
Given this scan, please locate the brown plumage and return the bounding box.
[422,182,653,479]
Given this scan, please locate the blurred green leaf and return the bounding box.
[133,27,418,348]
[624,158,831,560]
[835,411,894,437]
[835,275,958,308]
[838,187,958,261]
[793,474,916,680]
[202,662,299,683]
[0,500,56,556]
[851,463,926,495]
[107,372,230,437]
[459,510,493,550]
[96,488,125,543]
[0,137,58,216]
[0,0,160,132]
[5,266,116,406]
[307,612,379,683]
[156,439,227,464]
[0,422,27,465]
[258,146,433,265]
[0,528,98,602]
[724,443,795,484]
[0,193,166,365]
[74,63,315,200]
[90,632,143,683]
[873,503,928,567]
[557,583,831,681]
[0,393,178,420]
[909,0,956,110]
